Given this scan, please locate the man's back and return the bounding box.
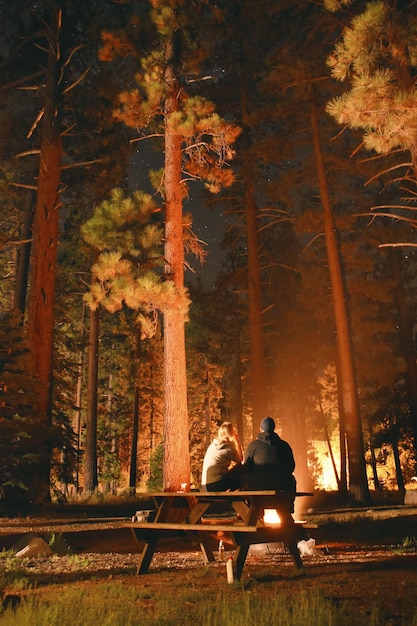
[245,430,295,491]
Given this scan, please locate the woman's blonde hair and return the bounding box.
[217,422,236,444]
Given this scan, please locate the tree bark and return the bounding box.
[232,294,245,443]
[162,29,190,491]
[319,399,341,490]
[27,5,62,415]
[369,440,382,492]
[27,3,63,502]
[84,306,99,493]
[336,360,348,495]
[129,330,141,492]
[14,192,35,315]
[392,440,405,493]
[73,302,86,492]
[244,163,269,438]
[310,85,369,504]
[240,75,268,438]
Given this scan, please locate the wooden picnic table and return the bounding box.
[126,490,314,580]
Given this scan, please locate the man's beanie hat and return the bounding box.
[260,417,275,433]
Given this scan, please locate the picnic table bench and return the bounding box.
[125,490,314,580]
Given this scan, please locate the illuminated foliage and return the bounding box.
[82,187,191,336]
[326,1,417,167]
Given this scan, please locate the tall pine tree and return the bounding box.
[100,1,240,490]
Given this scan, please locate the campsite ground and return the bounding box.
[1,502,417,624]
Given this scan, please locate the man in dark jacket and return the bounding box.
[244,416,296,514]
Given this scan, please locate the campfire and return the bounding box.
[263,509,280,525]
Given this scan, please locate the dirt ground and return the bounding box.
[1,508,417,624]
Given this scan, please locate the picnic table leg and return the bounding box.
[232,500,249,521]
[136,535,158,574]
[233,544,249,581]
[197,532,215,564]
[154,496,174,522]
[286,540,303,569]
[277,511,304,570]
[188,501,210,524]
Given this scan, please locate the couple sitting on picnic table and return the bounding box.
[201,417,296,515]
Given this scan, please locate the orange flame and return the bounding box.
[263,509,280,525]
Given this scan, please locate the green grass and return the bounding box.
[44,532,72,556]
[395,536,417,553]
[0,552,30,592]
[0,581,415,626]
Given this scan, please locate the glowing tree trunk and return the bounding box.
[162,30,190,491]
[27,3,63,502]
[310,86,369,504]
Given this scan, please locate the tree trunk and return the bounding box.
[336,359,348,495]
[319,399,341,490]
[27,5,62,414]
[27,3,63,502]
[289,390,314,497]
[392,440,405,493]
[84,306,99,493]
[204,357,211,448]
[244,165,269,438]
[14,192,34,315]
[240,77,268,438]
[369,440,382,492]
[232,294,245,443]
[310,85,369,504]
[149,364,156,461]
[73,302,86,492]
[162,29,190,491]
[104,371,114,494]
[129,330,141,492]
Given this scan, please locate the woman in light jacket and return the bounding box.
[201,422,243,491]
